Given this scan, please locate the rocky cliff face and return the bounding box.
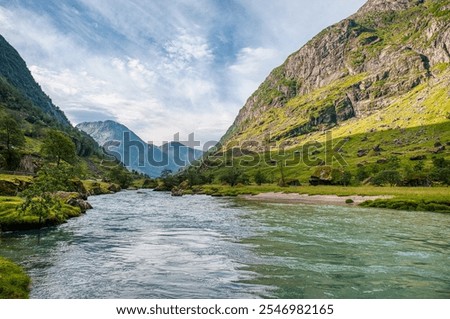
[356,0,419,15]
[221,0,450,147]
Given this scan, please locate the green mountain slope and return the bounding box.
[221,0,450,147]
[205,0,450,186]
[0,34,103,172]
[0,35,70,127]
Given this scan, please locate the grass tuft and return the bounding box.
[0,257,30,299]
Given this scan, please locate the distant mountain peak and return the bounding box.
[78,119,127,128]
[77,120,203,177]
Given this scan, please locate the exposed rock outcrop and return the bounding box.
[0,179,31,196]
[54,191,93,213]
[220,0,450,147]
[0,180,19,196]
[171,187,183,196]
[355,0,419,16]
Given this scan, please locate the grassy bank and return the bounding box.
[0,257,30,299]
[0,170,123,231]
[188,184,450,213]
[82,179,120,195]
[0,196,82,231]
[0,174,32,183]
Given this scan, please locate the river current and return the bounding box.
[0,190,448,298]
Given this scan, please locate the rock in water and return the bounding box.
[171,187,183,197]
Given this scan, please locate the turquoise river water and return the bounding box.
[0,190,449,298]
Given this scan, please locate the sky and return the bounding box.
[0,0,366,146]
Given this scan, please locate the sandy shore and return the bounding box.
[240,192,392,206]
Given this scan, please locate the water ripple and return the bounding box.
[0,190,449,298]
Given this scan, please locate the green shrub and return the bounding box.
[220,168,249,187]
[254,170,268,185]
[371,170,402,186]
[361,199,450,213]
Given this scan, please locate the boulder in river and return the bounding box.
[171,187,183,197]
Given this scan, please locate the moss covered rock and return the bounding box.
[0,180,18,196]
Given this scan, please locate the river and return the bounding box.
[0,190,449,298]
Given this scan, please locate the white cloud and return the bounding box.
[227,47,280,102]
[0,0,366,145]
[230,47,278,75]
[164,30,213,64]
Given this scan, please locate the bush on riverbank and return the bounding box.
[0,257,30,299]
[0,169,121,232]
[360,199,450,213]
